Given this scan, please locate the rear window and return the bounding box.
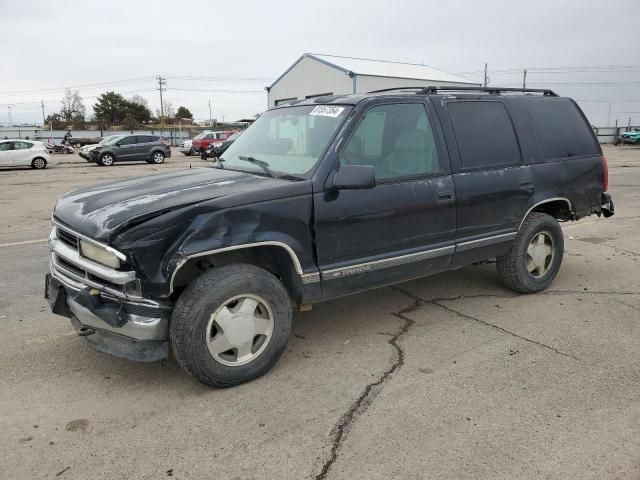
[524,97,599,160]
[447,101,522,169]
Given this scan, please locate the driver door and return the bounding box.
[313,100,456,298]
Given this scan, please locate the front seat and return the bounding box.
[384,130,433,177]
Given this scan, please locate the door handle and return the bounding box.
[437,190,452,200]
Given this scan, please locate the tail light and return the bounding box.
[601,155,609,192]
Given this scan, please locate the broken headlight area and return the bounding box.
[79,239,122,269]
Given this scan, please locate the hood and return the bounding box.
[53,167,311,242]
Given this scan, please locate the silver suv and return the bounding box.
[90,134,171,166]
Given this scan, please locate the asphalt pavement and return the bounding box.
[0,146,638,479]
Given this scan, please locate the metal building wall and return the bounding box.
[354,75,478,93]
[268,56,352,107]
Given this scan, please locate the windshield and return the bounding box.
[99,135,117,145]
[221,105,351,177]
[104,136,124,146]
[193,132,208,140]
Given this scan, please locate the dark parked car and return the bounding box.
[90,134,171,166]
[46,87,613,387]
[201,131,242,160]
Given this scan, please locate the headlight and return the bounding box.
[80,239,121,268]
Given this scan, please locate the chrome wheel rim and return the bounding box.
[102,155,113,165]
[153,153,164,163]
[206,294,274,367]
[33,158,45,168]
[526,231,554,278]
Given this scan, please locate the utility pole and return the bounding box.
[522,68,527,89]
[483,62,488,87]
[208,99,212,127]
[607,102,612,127]
[41,100,46,126]
[8,106,12,128]
[156,75,167,129]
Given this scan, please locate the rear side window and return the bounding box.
[447,101,521,169]
[13,141,32,150]
[524,97,599,160]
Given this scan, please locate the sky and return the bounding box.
[1,0,639,127]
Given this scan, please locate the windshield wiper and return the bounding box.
[237,156,275,178]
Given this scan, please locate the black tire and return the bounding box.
[98,153,115,166]
[170,264,292,387]
[31,157,47,169]
[150,151,165,164]
[74,142,82,148]
[496,212,564,294]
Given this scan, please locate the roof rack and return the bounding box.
[367,86,558,97]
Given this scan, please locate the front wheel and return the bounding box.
[150,151,165,164]
[98,153,115,166]
[496,212,564,293]
[170,264,292,387]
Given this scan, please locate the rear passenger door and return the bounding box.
[434,99,534,268]
[134,135,157,160]
[12,141,33,166]
[314,100,456,298]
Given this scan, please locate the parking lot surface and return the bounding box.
[1,146,639,479]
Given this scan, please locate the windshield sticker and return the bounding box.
[309,106,345,118]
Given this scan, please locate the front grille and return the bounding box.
[57,228,79,250]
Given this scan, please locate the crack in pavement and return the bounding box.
[313,286,639,478]
[391,287,587,361]
[571,238,640,258]
[429,300,581,361]
[314,299,419,480]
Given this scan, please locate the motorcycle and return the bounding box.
[47,141,75,154]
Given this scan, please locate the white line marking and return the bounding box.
[0,238,48,248]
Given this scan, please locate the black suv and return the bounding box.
[90,134,171,166]
[45,87,614,387]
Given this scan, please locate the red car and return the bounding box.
[191,131,234,153]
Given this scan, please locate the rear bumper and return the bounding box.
[601,192,614,218]
[45,271,170,362]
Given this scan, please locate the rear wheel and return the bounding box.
[31,157,47,169]
[150,151,165,164]
[98,153,115,166]
[74,142,82,148]
[496,212,564,293]
[170,264,292,387]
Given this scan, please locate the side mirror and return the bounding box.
[332,165,375,190]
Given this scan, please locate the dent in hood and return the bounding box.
[53,167,311,242]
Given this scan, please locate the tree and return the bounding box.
[175,106,193,120]
[60,88,85,121]
[93,91,129,125]
[45,113,64,129]
[164,101,175,119]
[126,101,151,124]
[129,94,149,108]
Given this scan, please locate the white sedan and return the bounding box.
[0,139,51,169]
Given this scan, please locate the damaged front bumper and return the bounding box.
[46,225,172,362]
[45,272,170,362]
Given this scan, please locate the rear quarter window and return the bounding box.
[447,101,522,170]
[523,97,599,160]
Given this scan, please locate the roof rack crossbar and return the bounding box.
[420,86,558,96]
[367,86,558,97]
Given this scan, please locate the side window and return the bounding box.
[220,133,228,140]
[524,97,599,160]
[339,103,440,180]
[13,141,32,150]
[148,136,160,142]
[119,136,137,145]
[0,142,12,151]
[447,101,521,170]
